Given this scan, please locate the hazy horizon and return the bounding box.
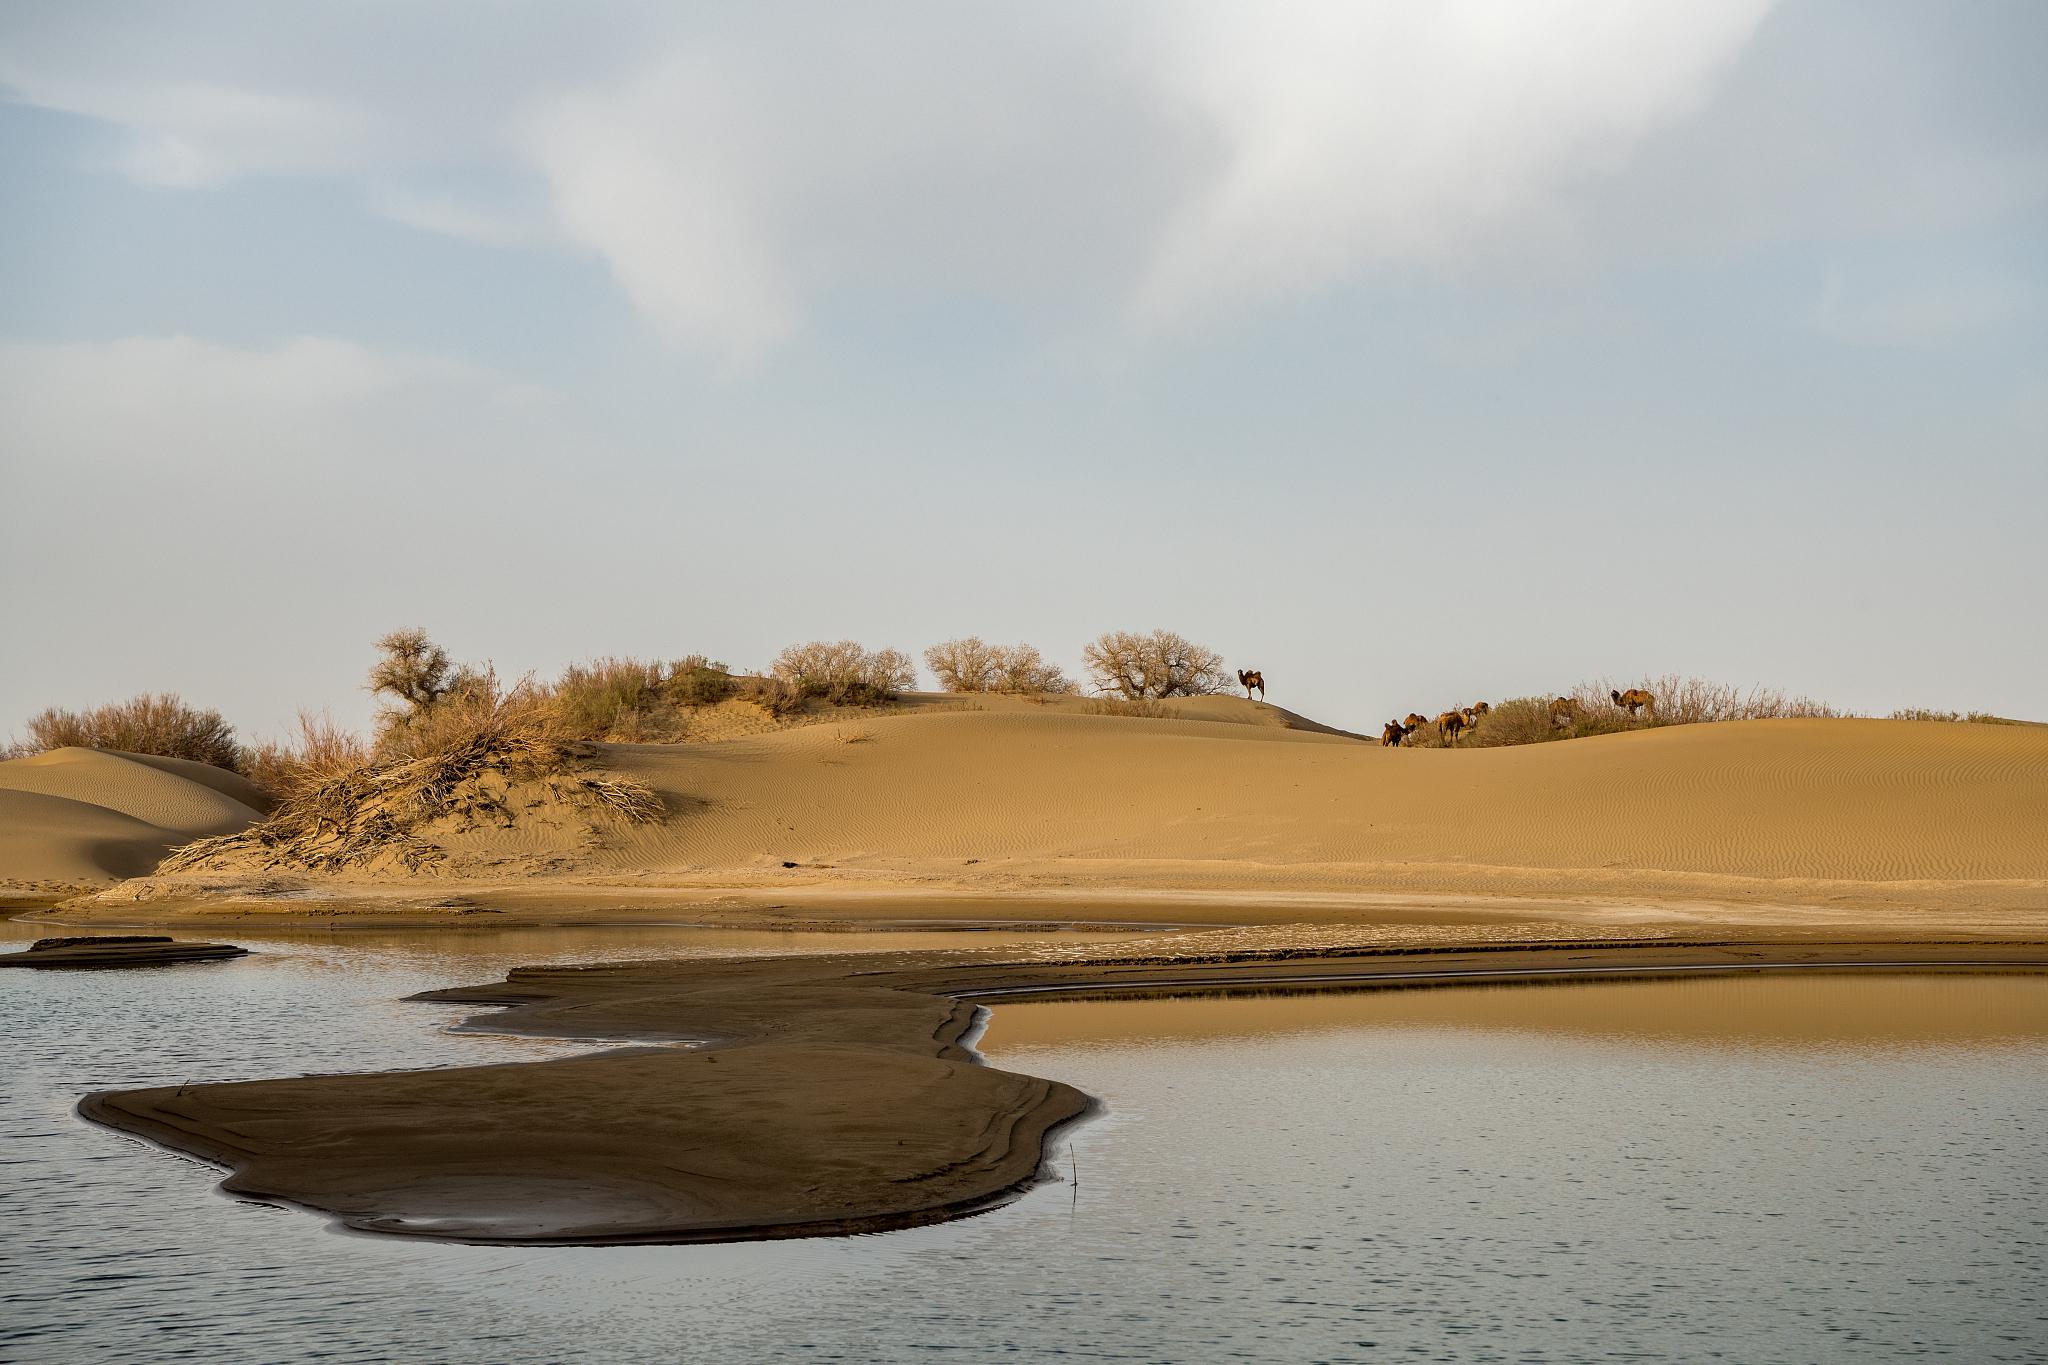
[3,0,2044,741]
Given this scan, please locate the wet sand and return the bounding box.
[79,927,2048,1245]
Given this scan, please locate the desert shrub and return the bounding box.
[1082,698,1172,719]
[669,655,736,707]
[1082,630,1227,700]
[771,641,916,705]
[1888,708,2020,725]
[8,693,240,770]
[737,674,808,718]
[238,710,372,800]
[1460,698,1561,748]
[164,674,659,876]
[1429,677,1847,749]
[1565,676,1842,727]
[925,638,1077,694]
[368,628,454,713]
[546,657,691,742]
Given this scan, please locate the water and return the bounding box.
[2,922,2043,1364]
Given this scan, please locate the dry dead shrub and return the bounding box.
[925,638,1077,694]
[163,676,659,876]
[1082,697,1173,719]
[1082,630,1227,700]
[1460,699,1558,748]
[238,711,372,801]
[7,693,240,770]
[1570,676,1842,727]
[736,673,809,719]
[1444,677,1849,749]
[771,641,916,705]
[544,657,695,742]
[1888,708,2019,725]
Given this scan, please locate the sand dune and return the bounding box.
[0,748,265,884]
[594,707,2048,898]
[23,704,2048,925]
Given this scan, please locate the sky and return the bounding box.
[2,0,2044,741]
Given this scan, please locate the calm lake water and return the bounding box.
[2,922,2043,1364]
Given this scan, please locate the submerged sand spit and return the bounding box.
[78,930,2048,1244]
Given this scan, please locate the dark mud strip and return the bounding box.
[80,936,2048,1245]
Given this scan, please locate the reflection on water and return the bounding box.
[2,925,2043,1364]
[978,972,2048,1052]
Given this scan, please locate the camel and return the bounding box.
[1403,713,1430,731]
[1468,701,1490,719]
[1437,709,1467,744]
[1612,687,1656,719]
[1380,719,1411,747]
[1548,697,1577,727]
[1237,669,1265,701]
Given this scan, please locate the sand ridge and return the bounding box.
[20,708,2048,926]
[596,710,2048,888]
[0,748,265,884]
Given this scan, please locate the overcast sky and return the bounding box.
[2,0,2043,739]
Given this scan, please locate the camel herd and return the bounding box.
[1377,690,1657,746]
[1377,701,1490,747]
[1233,667,1659,747]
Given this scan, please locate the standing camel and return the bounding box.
[1612,688,1656,719]
[1381,719,1412,747]
[1238,669,1265,701]
[1403,712,1431,731]
[1438,710,1468,744]
[1548,697,1577,727]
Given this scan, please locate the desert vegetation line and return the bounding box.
[6,626,2023,793]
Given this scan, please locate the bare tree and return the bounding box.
[1081,630,1227,699]
[368,628,453,711]
[926,639,1077,695]
[925,637,998,692]
[772,641,916,704]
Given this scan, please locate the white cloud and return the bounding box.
[0,63,381,186]
[8,0,2042,362]
[1134,0,1775,325]
[520,58,800,362]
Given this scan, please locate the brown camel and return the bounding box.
[1548,697,1577,727]
[1469,701,1491,717]
[1403,712,1430,731]
[1438,709,1467,744]
[1612,687,1656,719]
[1238,669,1265,701]
[1380,719,1411,747]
